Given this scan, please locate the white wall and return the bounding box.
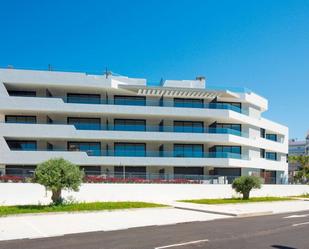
[0,183,308,205]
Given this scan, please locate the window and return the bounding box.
[260,149,265,158]
[266,134,277,142]
[114,143,146,157]
[68,117,101,130]
[5,115,36,124]
[174,98,204,108]
[7,140,37,151]
[114,96,146,106]
[80,166,101,176]
[68,142,101,156]
[67,93,101,104]
[114,166,147,179]
[114,119,146,131]
[8,90,36,97]
[209,146,241,158]
[5,165,36,177]
[209,123,241,135]
[174,167,204,176]
[211,102,242,112]
[260,128,266,138]
[266,152,277,161]
[173,144,203,157]
[174,121,204,133]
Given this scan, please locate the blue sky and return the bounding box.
[1,0,309,139]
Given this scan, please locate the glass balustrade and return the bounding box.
[10,94,248,115]
[3,121,248,137]
[9,148,248,160]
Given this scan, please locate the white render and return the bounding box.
[0,68,288,182]
[0,183,308,205]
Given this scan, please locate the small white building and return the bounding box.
[0,69,288,183]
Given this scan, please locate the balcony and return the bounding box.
[2,121,248,137]
[7,95,248,115]
[8,148,248,160]
[69,98,247,114]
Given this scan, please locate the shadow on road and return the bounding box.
[272,245,297,249]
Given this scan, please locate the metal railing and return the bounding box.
[0,169,280,184]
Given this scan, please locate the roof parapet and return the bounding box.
[163,77,206,89]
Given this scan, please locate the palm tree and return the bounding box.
[288,155,309,184]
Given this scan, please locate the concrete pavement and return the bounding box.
[0,200,309,242]
[0,207,227,241]
[169,199,309,217]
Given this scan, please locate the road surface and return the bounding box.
[0,210,309,249]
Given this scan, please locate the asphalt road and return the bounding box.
[1,211,309,249]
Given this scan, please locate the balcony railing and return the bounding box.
[0,170,282,184]
[9,148,249,160]
[8,95,248,115]
[2,122,248,137]
[67,97,248,114]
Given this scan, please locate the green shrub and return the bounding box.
[34,158,84,204]
[232,176,262,200]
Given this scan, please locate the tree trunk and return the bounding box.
[51,189,62,204]
[243,191,250,200]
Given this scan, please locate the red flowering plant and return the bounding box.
[83,175,200,184]
[0,175,25,183]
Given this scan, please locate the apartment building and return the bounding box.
[288,138,308,176]
[0,69,288,183]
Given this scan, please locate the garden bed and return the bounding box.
[0,202,166,217]
[179,197,295,204]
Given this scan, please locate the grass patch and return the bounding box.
[0,202,166,217]
[180,197,294,204]
[295,193,309,198]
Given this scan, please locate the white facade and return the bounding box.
[0,69,288,183]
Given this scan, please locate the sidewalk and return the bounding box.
[1,200,309,242]
[0,207,227,241]
[168,199,309,217]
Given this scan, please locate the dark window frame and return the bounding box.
[174,98,204,108]
[266,134,278,142]
[173,144,204,157]
[7,90,36,97]
[174,121,204,133]
[114,119,146,131]
[260,148,265,158]
[209,122,241,131]
[260,128,266,138]
[215,101,242,109]
[114,95,146,106]
[67,93,101,104]
[209,145,242,154]
[5,115,37,124]
[67,117,101,130]
[266,152,277,161]
[114,142,146,157]
[67,141,101,156]
[7,140,37,151]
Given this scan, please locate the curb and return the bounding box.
[174,206,237,217]
[174,206,274,218]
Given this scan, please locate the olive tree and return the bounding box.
[232,176,262,200]
[34,158,84,204]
